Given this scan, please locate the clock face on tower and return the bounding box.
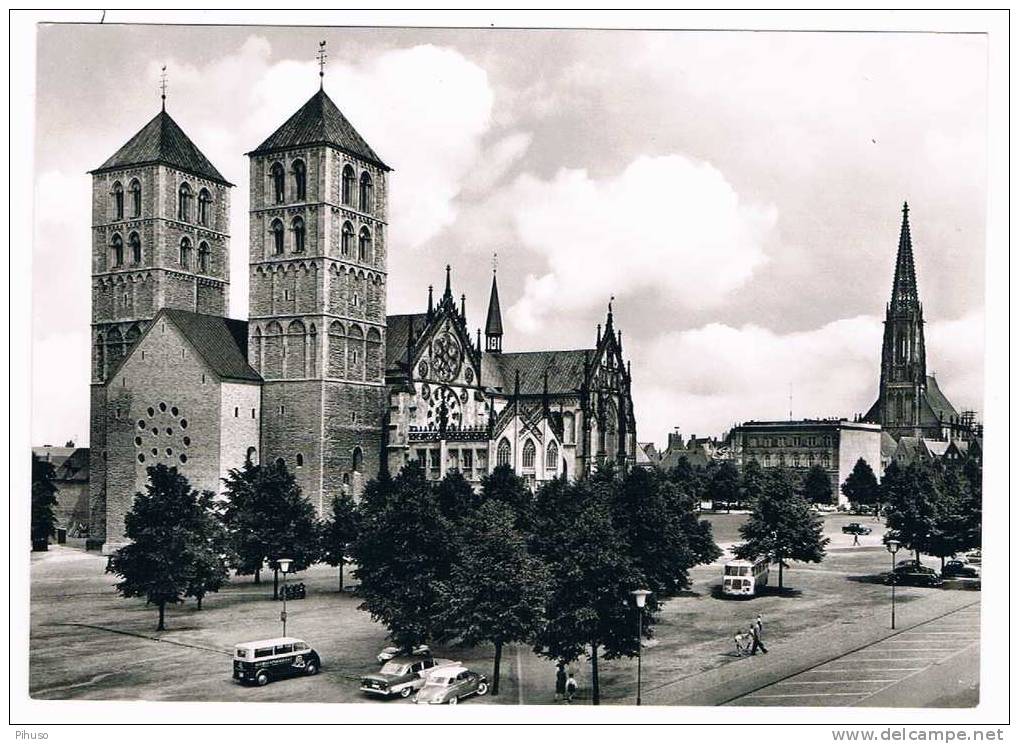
[431,332,463,382]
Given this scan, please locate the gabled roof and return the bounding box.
[924,375,959,421]
[162,309,260,383]
[881,431,898,458]
[249,88,390,170]
[487,349,591,395]
[92,110,231,185]
[385,313,430,371]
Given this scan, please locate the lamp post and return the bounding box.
[630,589,652,706]
[886,540,900,629]
[277,557,293,636]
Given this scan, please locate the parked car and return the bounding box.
[360,656,456,699]
[964,550,982,566]
[377,644,431,663]
[883,564,942,587]
[414,666,489,705]
[842,522,872,535]
[233,637,321,686]
[943,560,980,579]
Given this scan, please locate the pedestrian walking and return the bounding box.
[755,613,763,635]
[565,672,578,703]
[853,532,860,546]
[555,663,567,702]
[750,620,768,655]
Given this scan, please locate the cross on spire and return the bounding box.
[492,251,499,274]
[317,41,328,89]
[160,65,167,110]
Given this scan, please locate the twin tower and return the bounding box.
[88,85,390,548]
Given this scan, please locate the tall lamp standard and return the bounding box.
[885,540,900,629]
[630,589,652,706]
[277,558,293,636]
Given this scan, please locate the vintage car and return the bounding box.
[842,522,873,535]
[376,644,431,663]
[943,560,980,579]
[414,666,489,705]
[360,656,456,699]
[883,564,943,587]
[233,637,321,686]
[964,550,982,566]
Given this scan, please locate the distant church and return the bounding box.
[87,77,636,552]
[862,203,979,442]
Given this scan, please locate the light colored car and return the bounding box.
[414,666,489,705]
[360,656,456,699]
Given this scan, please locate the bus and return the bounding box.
[722,557,770,597]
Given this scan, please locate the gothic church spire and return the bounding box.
[485,263,503,353]
[890,201,919,313]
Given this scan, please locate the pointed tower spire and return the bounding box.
[317,41,327,90]
[427,285,434,319]
[485,259,503,354]
[460,293,466,320]
[890,201,919,312]
[443,264,453,303]
[159,65,167,111]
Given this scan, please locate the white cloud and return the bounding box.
[502,154,776,333]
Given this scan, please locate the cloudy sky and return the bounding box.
[31,24,987,448]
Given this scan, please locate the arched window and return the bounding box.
[296,453,304,467]
[292,216,305,253]
[342,165,356,205]
[271,219,284,255]
[497,438,511,467]
[359,171,373,212]
[110,233,124,268]
[112,182,124,220]
[341,221,355,256]
[293,160,307,201]
[271,162,285,204]
[522,440,536,470]
[352,447,364,473]
[128,232,141,264]
[198,241,210,273]
[546,441,558,470]
[358,227,372,262]
[197,189,211,227]
[179,237,192,269]
[178,183,192,222]
[130,179,141,218]
[245,446,257,465]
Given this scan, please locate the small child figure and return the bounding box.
[734,629,751,656]
[565,672,578,703]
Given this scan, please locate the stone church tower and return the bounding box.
[245,85,390,514]
[87,100,232,540]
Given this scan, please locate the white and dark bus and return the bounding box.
[722,557,770,597]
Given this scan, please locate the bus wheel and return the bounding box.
[255,671,270,686]
[305,662,318,676]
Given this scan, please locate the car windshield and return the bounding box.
[380,662,406,675]
[426,676,454,686]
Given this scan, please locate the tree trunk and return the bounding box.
[915,548,921,564]
[254,569,261,585]
[196,594,203,611]
[940,555,945,571]
[591,642,600,705]
[492,641,503,696]
[157,601,165,631]
[338,559,344,592]
[778,559,784,589]
[273,567,279,600]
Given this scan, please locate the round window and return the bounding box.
[159,402,167,412]
[137,453,145,463]
[179,454,188,464]
[171,406,179,416]
[180,419,188,429]
[137,420,146,429]
[165,448,173,456]
[151,448,158,456]
[147,407,155,417]
[134,436,142,446]
[182,436,191,447]
[151,427,158,435]
[165,427,173,435]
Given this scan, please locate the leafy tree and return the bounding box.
[436,501,549,696]
[841,458,881,514]
[31,454,59,551]
[435,469,477,522]
[183,492,231,610]
[221,460,320,598]
[927,461,981,568]
[320,492,360,592]
[803,465,834,506]
[531,476,645,705]
[107,465,225,629]
[705,460,741,511]
[352,462,456,647]
[733,467,829,589]
[741,458,767,509]
[960,456,983,550]
[479,463,533,529]
[666,455,705,502]
[882,461,945,564]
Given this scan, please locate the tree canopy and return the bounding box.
[802,464,834,506]
[841,458,880,510]
[320,491,360,591]
[31,454,59,550]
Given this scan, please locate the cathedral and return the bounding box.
[87,80,637,552]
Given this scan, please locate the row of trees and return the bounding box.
[666,457,838,509]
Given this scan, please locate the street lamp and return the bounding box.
[885,540,900,629]
[630,589,652,706]
[277,557,293,636]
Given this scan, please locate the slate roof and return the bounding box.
[92,110,231,185]
[32,447,90,481]
[249,89,390,170]
[486,350,592,395]
[162,309,260,382]
[880,431,898,459]
[385,313,430,370]
[924,375,959,421]
[485,274,503,336]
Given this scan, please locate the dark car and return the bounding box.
[943,560,980,579]
[842,522,872,535]
[233,637,321,686]
[884,564,942,587]
[360,656,456,699]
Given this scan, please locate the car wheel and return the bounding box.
[400,687,412,698]
[476,682,489,696]
[255,671,270,687]
[448,695,458,705]
[305,662,318,676]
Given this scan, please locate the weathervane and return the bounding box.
[160,65,167,110]
[317,41,327,88]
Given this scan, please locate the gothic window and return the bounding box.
[292,216,306,253]
[128,232,141,264]
[522,440,536,470]
[110,233,124,268]
[341,221,355,256]
[293,159,307,201]
[496,438,511,468]
[130,179,141,218]
[179,237,192,269]
[198,188,212,227]
[112,182,124,220]
[342,165,356,205]
[198,241,210,273]
[359,171,374,212]
[358,227,372,262]
[178,183,192,222]
[546,441,558,470]
[271,219,284,255]
[271,162,285,204]
[352,447,364,473]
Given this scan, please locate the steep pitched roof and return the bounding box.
[385,313,430,370]
[249,88,389,169]
[880,431,898,459]
[890,202,920,312]
[485,273,503,337]
[92,110,231,185]
[924,375,959,421]
[162,309,260,382]
[488,349,591,395]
